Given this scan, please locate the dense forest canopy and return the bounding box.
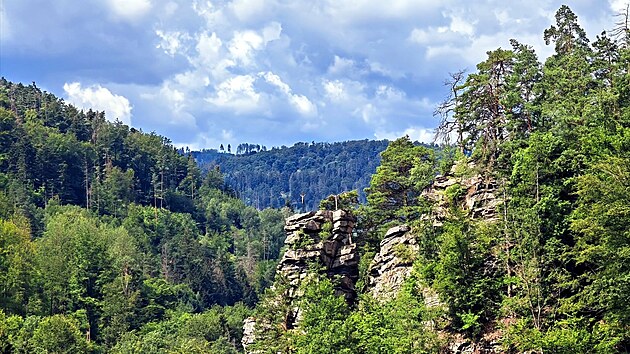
[193,140,392,211]
[1,4,630,353]
[0,78,290,352]
[248,5,630,353]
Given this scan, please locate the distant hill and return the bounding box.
[193,140,392,211]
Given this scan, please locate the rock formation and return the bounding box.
[242,209,359,353]
[244,163,504,353]
[367,225,417,298]
[424,163,502,225]
[367,224,443,310]
[279,209,359,302]
[367,164,503,353]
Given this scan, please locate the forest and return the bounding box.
[193,140,391,211]
[245,5,630,354]
[1,4,629,353]
[0,78,290,352]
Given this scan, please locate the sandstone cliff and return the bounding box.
[244,164,503,353]
[242,209,359,352]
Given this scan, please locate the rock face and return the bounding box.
[243,163,504,353]
[367,224,443,314]
[367,164,503,353]
[242,209,359,353]
[367,225,416,298]
[279,209,359,303]
[424,163,502,225]
[369,164,501,301]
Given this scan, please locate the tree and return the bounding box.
[363,136,435,238]
[543,5,589,55]
[0,218,34,316]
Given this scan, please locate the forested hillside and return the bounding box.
[1,3,630,354]
[192,140,391,211]
[246,5,630,353]
[0,78,289,353]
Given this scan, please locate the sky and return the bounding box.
[0,0,627,150]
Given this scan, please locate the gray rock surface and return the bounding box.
[243,209,359,353]
[366,162,503,353]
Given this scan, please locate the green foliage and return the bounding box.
[286,275,442,354]
[319,190,359,211]
[0,218,34,316]
[292,277,353,354]
[292,229,315,249]
[319,221,333,239]
[194,140,392,210]
[444,183,465,205]
[4,4,630,351]
[361,136,436,249]
[392,243,416,264]
[425,219,503,337]
[110,304,249,354]
[0,78,288,350]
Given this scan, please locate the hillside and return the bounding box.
[243,5,630,353]
[193,140,391,211]
[1,4,629,354]
[0,78,288,353]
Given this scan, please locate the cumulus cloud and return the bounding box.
[323,80,347,101]
[262,72,317,116]
[375,127,436,144]
[156,30,188,56]
[228,22,282,66]
[5,0,620,148]
[63,82,132,125]
[328,56,357,75]
[207,75,261,113]
[108,0,152,21]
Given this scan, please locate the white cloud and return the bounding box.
[367,60,404,79]
[156,30,187,56]
[262,71,317,116]
[291,94,317,116]
[192,0,225,27]
[374,126,436,144]
[409,12,476,47]
[174,71,210,90]
[108,0,152,21]
[328,56,357,75]
[196,31,223,65]
[609,0,629,12]
[228,22,281,66]
[355,103,377,124]
[375,85,405,101]
[207,75,261,113]
[229,31,264,65]
[262,22,282,42]
[447,14,476,36]
[262,71,291,94]
[63,82,132,125]
[23,0,615,148]
[324,80,347,101]
[230,0,269,21]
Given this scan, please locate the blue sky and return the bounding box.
[0,0,626,149]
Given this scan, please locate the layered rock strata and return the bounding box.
[424,163,501,225]
[279,209,359,302]
[242,209,359,352]
[367,164,503,353]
